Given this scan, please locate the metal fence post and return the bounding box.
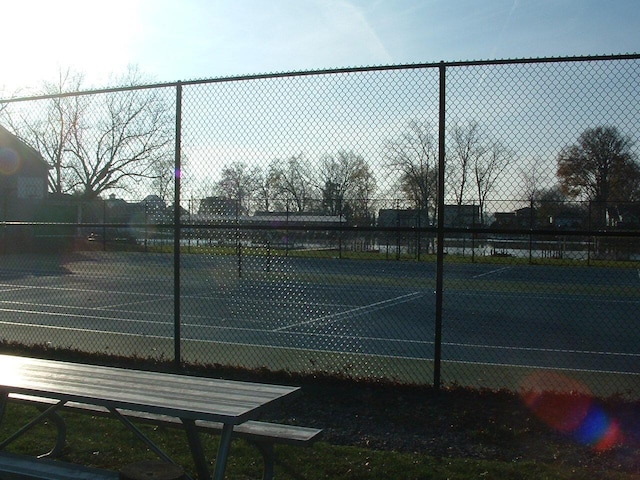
[434,62,446,390]
[173,82,183,368]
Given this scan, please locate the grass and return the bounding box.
[0,402,637,480]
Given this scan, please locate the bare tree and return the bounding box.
[448,120,483,206]
[519,156,545,205]
[215,161,260,215]
[148,149,192,209]
[384,120,438,223]
[474,140,514,224]
[2,69,87,195]
[270,154,314,212]
[254,162,279,212]
[349,163,377,226]
[317,150,376,224]
[66,67,173,200]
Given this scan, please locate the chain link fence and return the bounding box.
[1,54,639,397]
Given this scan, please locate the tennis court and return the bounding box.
[0,251,638,379]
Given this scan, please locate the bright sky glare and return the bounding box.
[1,0,638,93]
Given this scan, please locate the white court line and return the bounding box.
[0,320,173,339]
[96,298,165,310]
[0,287,28,293]
[472,266,511,278]
[272,292,424,332]
[0,306,170,327]
[0,299,172,316]
[0,282,354,310]
[0,282,170,299]
[0,289,411,321]
[441,358,640,376]
[178,336,640,376]
[445,290,640,303]
[3,311,634,362]
[443,340,640,358]
[3,312,636,367]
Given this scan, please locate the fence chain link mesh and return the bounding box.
[0,55,638,397]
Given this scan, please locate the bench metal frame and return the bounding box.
[4,391,322,480]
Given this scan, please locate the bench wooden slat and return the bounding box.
[7,393,322,445]
[0,355,299,423]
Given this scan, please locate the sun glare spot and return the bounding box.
[0,147,21,175]
[519,371,623,451]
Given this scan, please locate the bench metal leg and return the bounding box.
[108,409,189,473]
[0,391,7,426]
[0,394,66,458]
[37,409,66,458]
[252,442,275,480]
[0,400,66,453]
[212,423,233,480]
[182,419,210,480]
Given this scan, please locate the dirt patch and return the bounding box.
[260,379,640,474]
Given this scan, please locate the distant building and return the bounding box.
[198,196,237,216]
[442,204,480,227]
[551,211,584,229]
[0,125,49,221]
[608,204,640,230]
[140,195,170,222]
[104,193,132,223]
[185,210,345,227]
[377,209,429,228]
[252,211,345,227]
[377,205,480,228]
[103,194,171,224]
[492,207,534,229]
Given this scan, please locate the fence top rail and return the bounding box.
[1,53,638,104]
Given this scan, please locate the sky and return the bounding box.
[1,0,638,93]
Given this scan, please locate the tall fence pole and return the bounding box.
[173,82,183,368]
[434,63,446,389]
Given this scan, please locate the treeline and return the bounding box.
[203,123,640,230]
[1,69,639,230]
[198,119,516,226]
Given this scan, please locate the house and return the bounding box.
[442,204,480,227]
[492,207,535,229]
[0,125,49,221]
[103,194,171,225]
[609,204,640,230]
[198,196,237,216]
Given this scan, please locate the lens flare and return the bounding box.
[572,405,622,452]
[519,371,623,450]
[0,147,20,175]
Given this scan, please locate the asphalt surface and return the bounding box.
[0,251,638,375]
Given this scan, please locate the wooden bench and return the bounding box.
[0,355,315,480]
[6,393,322,480]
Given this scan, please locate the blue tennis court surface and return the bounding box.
[0,252,638,374]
